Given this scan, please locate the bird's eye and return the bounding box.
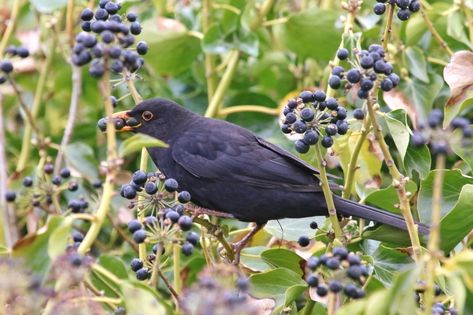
[142,111,153,121]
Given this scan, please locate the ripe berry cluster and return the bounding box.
[0,46,30,84]
[5,165,82,211]
[373,0,420,21]
[412,109,472,155]
[181,265,257,314]
[305,247,368,300]
[329,45,400,99]
[281,90,349,154]
[120,170,198,280]
[73,0,148,77]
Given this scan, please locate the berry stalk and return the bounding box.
[419,1,453,56]
[381,3,395,52]
[366,90,422,261]
[314,144,343,240]
[423,153,446,314]
[78,59,118,255]
[342,113,372,199]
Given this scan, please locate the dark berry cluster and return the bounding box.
[5,165,83,211]
[0,46,29,84]
[373,0,420,21]
[329,45,400,99]
[305,247,369,300]
[72,0,148,77]
[121,170,198,280]
[412,110,471,155]
[181,265,258,315]
[281,90,349,154]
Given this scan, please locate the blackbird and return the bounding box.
[110,98,429,235]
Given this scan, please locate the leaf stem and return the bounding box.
[366,91,421,260]
[78,60,118,255]
[219,105,279,116]
[204,50,240,118]
[342,114,372,199]
[0,0,20,58]
[419,1,453,56]
[173,243,181,294]
[202,0,218,103]
[193,216,235,261]
[314,144,343,240]
[461,0,473,48]
[423,153,445,315]
[249,0,275,31]
[327,292,337,315]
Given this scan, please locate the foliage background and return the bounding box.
[1,0,473,314]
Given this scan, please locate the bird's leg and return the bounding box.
[188,206,235,219]
[232,223,266,265]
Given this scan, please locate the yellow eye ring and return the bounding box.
[142,111,153,121]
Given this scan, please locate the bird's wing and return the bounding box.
[171,128,320,192]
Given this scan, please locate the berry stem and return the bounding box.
[193,216,236,262]
[249,0,276,31]
[219,105,279,116]
[126,70,143,103]
[16,36,57,174]
[0,96,13,247]
[423,153,446,315]
[327,292,337,315]
[381,3,395,52]
[314,144,343,240]
[54,66,82,174]
[419,1,453,56]
[125,75,148,260]
[202,0,218,103]
[173,243,182,294]
[65,0,76,47]
[342,112,372,199]
[78,59,118,255]
[0,0,20,59]
[204,50,240,118]
[366,91,422,261]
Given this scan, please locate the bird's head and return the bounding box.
[99,98,196,140]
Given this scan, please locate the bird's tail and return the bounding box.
[333,196,429,235]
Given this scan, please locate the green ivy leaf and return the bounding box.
[261,248,304,276]
[418,169,473,224]
[362,241,414,287]
[383,110,411,161]
[264,217,325,241]
[440,184,473,252]
[121,282,166,315]
[240,246,271,272]
[141,26,201,75]
[12,216,64,278]
[404,47,429,83]
[364,181,417,214]
[401,74,444,122]
[48,219,72,260]
[447,10,471,48]
[403,142,431,179]
[250,268,306,307]
[277,8,340,61]
[118,134,168,157]
[65,142,98,181]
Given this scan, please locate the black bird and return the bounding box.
[110,98,428,254]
